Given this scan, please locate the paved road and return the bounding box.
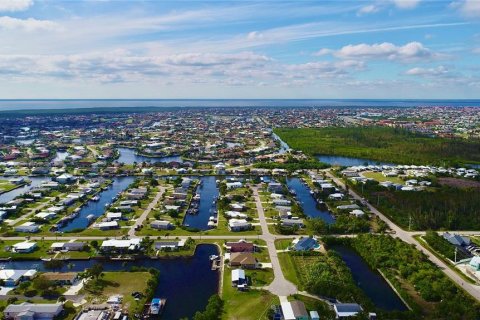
[252,186,298,297]
[128,187,165,237]
[326,171,480,302]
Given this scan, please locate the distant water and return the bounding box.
[1,99,480,111]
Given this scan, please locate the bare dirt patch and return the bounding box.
[438,177,480,189]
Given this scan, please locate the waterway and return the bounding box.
[316,155,393,167]
[60,176,135,232]
[0,176,52,204]
[331,244,408,311]
[286,177,335,224]
[0,244,219,319]
[183,176,219,230]
[117,147,183,164]
[272,132,290,154]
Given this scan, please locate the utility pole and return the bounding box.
[454,247,457,263]
[408,214,412,231]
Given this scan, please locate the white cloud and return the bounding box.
[0,0,32,12]
[357,4,380,16]
[454,0,480,18]
[0,16,57,31]
[392,0,421,9]
[322,41,439,63]
[405,65,449,76]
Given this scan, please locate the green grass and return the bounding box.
[362,171,405,185]
[83,272,151,314]
[222,268,278,320]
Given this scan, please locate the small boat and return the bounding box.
[92,195,100,201]
[309,190,314,195]
[86,214,95,222]
[209,255,219,261]
[149,298,166,315]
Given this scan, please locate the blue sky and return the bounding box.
[0,0,479,99]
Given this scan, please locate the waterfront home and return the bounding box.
[126,187,148,200]
[334,303,363,319]
[94,221,119,230]
[273,199,291,206]
[100,239,141,253]
[106,212,123,221]
[292,237,318,251]
[231,269,246,288]
[50,242,85,252]
[12,241,37,253]
[226,181,242,190]
[310,311,320,320]
[225,211,248,219]
[35,211,57,220]
[181,178,192,188]
[56,173,76,184]
[328,193,344,200]
[225,240,255,253]
[336,204,360,211]
[281,219,305,228]
[42,272,78,285]
[350,209,365,217]
[154,240,185,251]
[229,252,258,269]
[4,302,63,320]
[267,182,283,194]
[280,300,309,320]
[320,183,336,193]
[150,220,174,230]
[14,222,40,233]
[0,269,37,286]
[228,219,252,232]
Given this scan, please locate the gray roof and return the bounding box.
[5,302,63,314]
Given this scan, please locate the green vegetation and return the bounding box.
[193,295,223,320]
[274,127,480,165]
[254,157,329,171]
[423,231,468,261]
[343,234,480,319]
[349,179,480,230]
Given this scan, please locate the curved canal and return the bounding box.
[0,176,52,204]
[117,147,183,164]
[1,244,220,319]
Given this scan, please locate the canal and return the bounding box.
[60,176,135,232]
[183,176,219,230]
[330,244,408,311]
[316,155,393,167]
[1,244,220,319]
[0,176,52,204]
[286,177,335,224]
[272,132,290,154]
[117,147,183,164]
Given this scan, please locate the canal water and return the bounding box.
[60,176,135,232]
[316,155,393,167]
[117,147,183,164]
[0,176,52,204]
[272,132,290,154]
[286,177,335,224]
[331,244,408,311]
[1,244,219,319]
[183,176,219,230]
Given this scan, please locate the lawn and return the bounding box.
[83,272,151,315]
[222,269,278,320]
[362,171,405,185]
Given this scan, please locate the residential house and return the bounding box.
[231,269,246,287]
[292,237,318,251]
[229,252,258,269]
[15,221,40,233]
[281,219,305,228]
[154,240,185,251]
[12,241,37,253]
[0,269,37,287]
[225,241,255,253]
[100,239,141,253]
[228,219,252,232]
[150,220,174,230]
[280,300,309,320]
[50,242,85,252]
[334,303,363,319]
[42,272,78,285]
[4,303,63,320]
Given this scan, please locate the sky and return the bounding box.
[0,0,479,99]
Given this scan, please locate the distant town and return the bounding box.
[1,106,480,320]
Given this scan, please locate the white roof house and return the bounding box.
[0,269,37,286]
[231,269,245,282]
[15,221,40,233]
[4,303,63,320]
[13,241,37,253]
[101,239,141,251]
